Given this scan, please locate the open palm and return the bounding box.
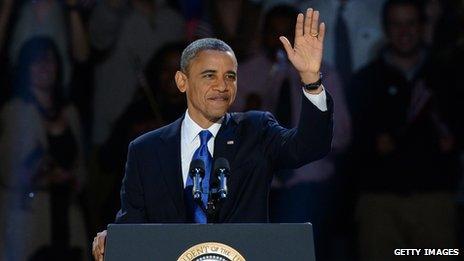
[280,9,325,82]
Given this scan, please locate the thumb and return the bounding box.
[279,36,294,61]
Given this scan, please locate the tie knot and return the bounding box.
[199,130,212,146]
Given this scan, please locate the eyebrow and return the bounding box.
[200,70,237,76]
[200,69,216,75]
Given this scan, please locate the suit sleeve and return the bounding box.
[262,91,334,170]
[115,141,147,223]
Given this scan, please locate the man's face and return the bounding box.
[176,50,237,126]
[386,4,423,57]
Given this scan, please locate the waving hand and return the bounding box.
[279,8,325,85]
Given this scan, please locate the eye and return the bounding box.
[203,73,214,79]
[225,74,237,81]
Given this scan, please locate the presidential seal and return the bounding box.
[177,242,246,261]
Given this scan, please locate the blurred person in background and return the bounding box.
[165,0,210,40]
[89,0,186,146]
[234,5,351,260]
[423,0,464,248]
[205,0,262,61]
[0,0,92,142]
[166,0,262,60]
[141,42,187,123]
[0,37,88,260]
[88,0,185,235]
[423,0,464,147]
[423,0,463,50]
[348,0,461,259]
[96,42,186,228]
[298,3,387,255]
[0,0,14,53]
[8,0,89,96]
[0,0,16,108]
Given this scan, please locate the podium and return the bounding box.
[104,223,316,261]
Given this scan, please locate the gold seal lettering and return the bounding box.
[177,242,246,261]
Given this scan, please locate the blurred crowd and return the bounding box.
[0,0,463,260]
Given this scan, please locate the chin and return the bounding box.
[207,110,227,121]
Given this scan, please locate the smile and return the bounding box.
[208,96,229,102]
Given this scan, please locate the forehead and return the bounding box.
[189,50,237,72]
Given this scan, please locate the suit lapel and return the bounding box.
[214,113,239,168]
[159,116,186,219]
[158,113,241,221]
[214,113,241,221]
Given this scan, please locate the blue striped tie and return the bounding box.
[185,130,213,223]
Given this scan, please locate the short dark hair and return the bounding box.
[180,38,235,73]
[382,0,425,31]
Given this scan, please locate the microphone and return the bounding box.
[213,157,230,199]
[189,159,205,201]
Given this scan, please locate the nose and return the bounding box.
[215,78,228,92]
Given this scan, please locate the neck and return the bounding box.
[187,110,220,129]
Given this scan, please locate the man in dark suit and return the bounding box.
[93,8,332,260]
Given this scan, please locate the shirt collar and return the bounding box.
[183,109,223,143]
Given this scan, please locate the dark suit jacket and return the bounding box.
[115,93,333,223]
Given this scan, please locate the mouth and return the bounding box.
[207,95,230,103]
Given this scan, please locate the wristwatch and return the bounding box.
[303,73,323,91]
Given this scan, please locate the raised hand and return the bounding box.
[279,8,325,84]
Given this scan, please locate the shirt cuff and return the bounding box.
[302,86,328,111]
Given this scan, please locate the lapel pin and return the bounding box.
[227,140,234,145]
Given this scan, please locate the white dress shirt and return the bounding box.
[180,89,327,187]
[181,111,222,187]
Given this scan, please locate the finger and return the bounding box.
[294,13,304,39]
[93,247,103,261]
[304,8,313,36]
[97,235,105,254]
[93,251,103,261]
[92,238,97,257]
[311,10,320,36]
[318,22,326,42]
[279,36,294,59]
[93,237,98,251]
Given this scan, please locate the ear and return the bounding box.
[175,71,187,93]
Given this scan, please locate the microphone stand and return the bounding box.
[207,158,231,222]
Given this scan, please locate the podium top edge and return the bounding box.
[107,222,313,228]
